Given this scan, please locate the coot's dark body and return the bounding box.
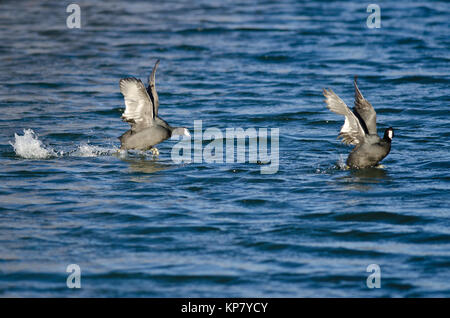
[346,131,392,168]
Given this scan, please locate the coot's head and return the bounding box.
[383,127,394,141]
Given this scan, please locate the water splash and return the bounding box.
[10,129,119,159]
[10,129,57,159]
[314,155,349,174]
[336,154,348,170]
[73,143,118,157]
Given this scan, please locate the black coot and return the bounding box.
[323,77,394,169]
[118,60,190,155]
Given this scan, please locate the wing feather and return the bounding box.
[323,88,366,145]
[120,78,153,130]
[147,60,160,118]
[353,76,377,135]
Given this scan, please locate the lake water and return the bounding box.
[0,0,449,297]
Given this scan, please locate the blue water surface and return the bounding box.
[0,0,449,297]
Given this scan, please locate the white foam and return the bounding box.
[73,143,118,157]
[10,129,57,159]
[336,154,348,170]
[11,129,120,159]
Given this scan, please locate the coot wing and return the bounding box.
[147,59,160,118]
[120,77,153,131]
[323,88,366,145]
[353,76,377,135]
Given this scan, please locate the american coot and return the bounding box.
[118,60,190,155]
[323,77,394,169]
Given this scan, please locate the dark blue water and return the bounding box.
[1,0,449,297]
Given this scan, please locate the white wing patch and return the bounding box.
[341,117,351,134]
[323,88,366,146]
[120,78,153,128]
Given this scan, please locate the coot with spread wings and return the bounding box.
[323,77,394,169]
[118,60,190,155]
